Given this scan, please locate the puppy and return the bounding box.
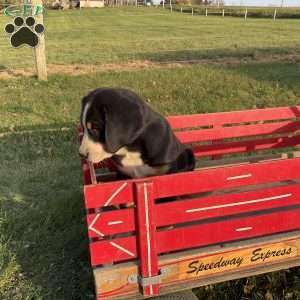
[79,87,195,179]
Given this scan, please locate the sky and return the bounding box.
[225,0,300,6]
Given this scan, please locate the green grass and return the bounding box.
[1,7,300,300]
[1,7,300,68]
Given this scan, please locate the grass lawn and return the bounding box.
[1,7,300,300]
[1,7,300,68]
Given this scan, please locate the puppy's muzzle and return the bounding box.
[79,151,88,160]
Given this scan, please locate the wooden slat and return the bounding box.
[175,121,300,143]
[84,181,133,209]
[90,208,300,266]
[193,135,300,157]
[87,208,135,238]
[157,208,300,254]
[90,236,137,266]
[167,106,300,129]
[152,158,300,199]
[155,184,300,228]
[87,184,300,238]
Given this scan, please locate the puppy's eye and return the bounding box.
[91,123,99,130]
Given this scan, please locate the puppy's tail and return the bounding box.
[168,147,195,174]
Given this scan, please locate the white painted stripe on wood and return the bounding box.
[227,174,252,180]
[144,183,153,295]
[185,193,292,213]
[107,221,123,226]
[236,227,253,232]
[110,241,135,257]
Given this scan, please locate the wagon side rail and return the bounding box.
[167,105,300,158]
[84,157,300,296]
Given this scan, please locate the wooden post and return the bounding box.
[192,7,193,16]
[33,0,47,80]
[274,9,277,20]
[205,7,208,16]
[180,6,182,13]
[222,8,224,17]
[245,8,248,20]
[134,181,160,297]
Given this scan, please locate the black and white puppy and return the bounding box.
[79,88,195,179]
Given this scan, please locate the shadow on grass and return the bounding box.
[133,47,300,112]
[134,46,300,65]
[0,124,95,300]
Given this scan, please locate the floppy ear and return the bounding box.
[104,100,147,153]
[82,95,89,106]
[80,96,90,125]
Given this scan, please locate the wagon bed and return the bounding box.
[79,105,300,299]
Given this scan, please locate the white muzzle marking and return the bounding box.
[79,100,113,163]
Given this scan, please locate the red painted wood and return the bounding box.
[157,208,300,254]
[155,184,300,227]
[87,184,300,238]
[84,181,133,209]
[135,181,160,296]
[85,158,300,209]
[151,158,300,199]
[90,208,300,266]
[167,106,300,129]
[90,236,137,266]
[193,135,300,157]
[82,161,92,185]
[87,208,135,238]
[175,121,300,144]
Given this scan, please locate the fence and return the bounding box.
[165,5,300,20]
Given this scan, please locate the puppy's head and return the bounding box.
[79,95,112,163]
[79,88,147,163]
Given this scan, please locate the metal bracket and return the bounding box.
[128,267,170,287]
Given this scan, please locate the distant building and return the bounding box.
[79,0,105,7]
[52,0,104,9]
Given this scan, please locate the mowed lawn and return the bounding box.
[1,7,300,68]
[1,7,300,300]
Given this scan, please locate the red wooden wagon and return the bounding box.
[79,105,300,299]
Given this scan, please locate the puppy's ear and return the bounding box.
[104,101,146,153]
[82,95,89,106]
[80,96,90,124]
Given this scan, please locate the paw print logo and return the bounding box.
[5,16,44,48]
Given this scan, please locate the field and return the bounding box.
[1,6,300,300]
